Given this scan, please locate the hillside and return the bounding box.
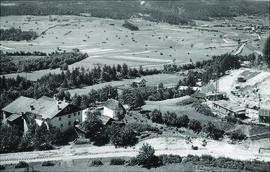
[1,0,269,21]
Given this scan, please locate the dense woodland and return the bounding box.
[0,49,88,74]
[0,28,38,41]
[1,0,269,23]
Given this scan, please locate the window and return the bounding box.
[74,113,76,117]
[68,122,71,126]
[59,117,61,121]
[68,114,71,118]
[61,124,63,127]
[78,112,80,115]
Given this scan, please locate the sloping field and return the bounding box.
[0,15,236,72]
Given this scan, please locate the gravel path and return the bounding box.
[1,137,269,165]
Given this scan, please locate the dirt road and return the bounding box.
[1,137,269,165]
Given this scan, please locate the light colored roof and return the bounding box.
[2,96,36,114]
[100,115,112,125]
[134,78,146,83]
[6,113,21,122]
[103,99,124,110]
[200,80,216,94]
[213,100,245,113]
[30,96,69,119]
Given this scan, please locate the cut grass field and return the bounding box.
[2,15,267,80]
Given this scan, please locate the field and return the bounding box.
[1,15,268,80]
[67,73,182,96]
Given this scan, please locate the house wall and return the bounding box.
[49,111,82,132]
[213,104,233,116]
[103,107,114,118]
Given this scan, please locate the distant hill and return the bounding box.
[0,0,269,22]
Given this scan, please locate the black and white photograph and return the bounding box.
[0,0,270,171]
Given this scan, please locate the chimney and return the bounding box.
[57,105,62,110]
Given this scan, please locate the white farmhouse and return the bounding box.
[103,99,125,120]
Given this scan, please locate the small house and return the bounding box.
[103,99,125,120]
[132,78,147,88]
[212,100,246,119]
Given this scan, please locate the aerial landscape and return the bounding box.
[0,0,270,171]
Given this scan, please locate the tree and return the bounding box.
[34,122,50,148]
[122,63,128,76]
[136,143,161,168]
[188,119,202,133]
[151,109,163,124]
[263,36,270,67]
[84,110,105,143]
[0,124,21,153]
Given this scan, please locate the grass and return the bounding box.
[1,157,194,172]
[67,73,181,96]
[1,15,240,81]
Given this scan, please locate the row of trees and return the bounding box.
[150,109,227,140]
[0,121,69,153]
[0,28,38,41]
[81,110,159,146]
[0,49,88,74]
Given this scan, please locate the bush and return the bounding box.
[203,122,224,140]
[89,159,103,167]
[158,154,182,164]
[110,158,126,165]
[151,109,163,124]
[0,165,5,170]
[15,161,29,168]
[39,143,54,151]
[42,161,55,166]
[188,119,202,133]
[136,143,162,168]
[227,130,246,140]
[192,102,214,116]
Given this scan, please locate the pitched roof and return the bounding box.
[213,100,245,113]
[134,78,146,83]
[103,99,123,110]
[6,113,22,122]
[2,96,36,114]
[100,115,112,125]
[200,80,216,94]
[30,96,69,119]
[75,115,112,133]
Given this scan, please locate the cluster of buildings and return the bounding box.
[1,96,126,137]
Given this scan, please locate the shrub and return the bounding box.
[182,154,200,163]
[15,161,29,168]
[227,130,246,140]
[151,109,163,124]
[176,115,190,128]
[42,161,55,166]
[110,158,126,165]
[0,165,5,170]
[188,119,202,133]
[192,102,214,116]
[203,122,224,140]
[89,159,103,167]
[158,154,182,164]
[39,143,54,150]
[136,143,162,168]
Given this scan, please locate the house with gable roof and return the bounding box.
[2,96,82,133]
[103,99,125,120]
